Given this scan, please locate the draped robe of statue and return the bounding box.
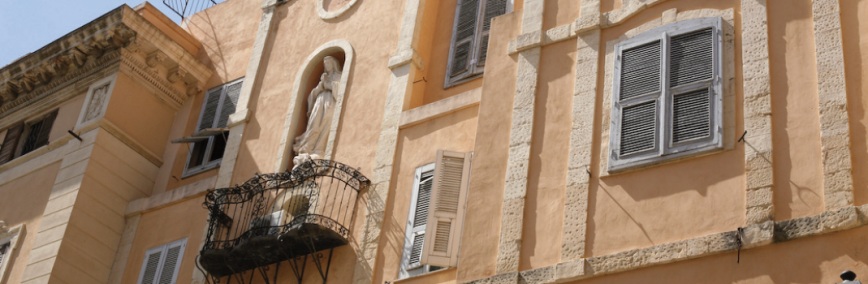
[292,56,342,166]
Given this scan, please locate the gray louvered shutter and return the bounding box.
[422,151,471,267]
[158,242,185,284]
[139,249,163,284]
[620,101,658,155]
[669,28,713,87]
[617,41,661,157]
[620,41,661,100]
[197,87,223,132]
[449,0,480,79]
[669,28,714,143]
[0,123,24,164]
[216,80,242,129]
[476,0,507,67]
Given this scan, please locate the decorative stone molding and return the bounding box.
[740,0,774,224]
[317,0,360,20]
[811,0,854,210]
[77,75,117,128]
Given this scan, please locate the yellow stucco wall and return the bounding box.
[377,105,479,283]
[767,0,824,220]
[121,197,209,284]
[105,72,177,161]
[842,0,868,206]
[0,162,60,284]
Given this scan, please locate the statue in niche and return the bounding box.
[292,56,342,167]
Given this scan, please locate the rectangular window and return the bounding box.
[445,0,509,87]
[399,151,472,279]
[138,239,187,284]
[0,110,58,165]
[609,17,723,171]
[177,78,243,176]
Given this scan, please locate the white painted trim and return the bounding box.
[316,0,360,20]
[274,40,355,171]
[76,74,118,129]
[0,224,25,284]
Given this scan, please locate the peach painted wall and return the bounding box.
[0,162,61,284]
[569,225,868,284]
[377,106,479,283]
[767,0,824,220]
[841,0,868,206]
[588,0,745,257]
[542,0,580,31]
[520,40,576,270]
[104,72,177,159]
[121,197,209,284]
[50,94,86,144]
[457,10,520,282]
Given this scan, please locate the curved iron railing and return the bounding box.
[199,159,369,276]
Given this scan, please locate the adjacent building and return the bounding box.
[1,0,868,283]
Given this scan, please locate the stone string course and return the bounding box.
[466,205,868,284]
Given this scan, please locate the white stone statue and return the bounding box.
[292,56,341,167]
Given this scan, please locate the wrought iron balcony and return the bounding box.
[198,160,369,279]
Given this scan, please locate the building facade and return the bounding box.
[1,0,868,283]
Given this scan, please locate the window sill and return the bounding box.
[394,267,455,283]
[606,143,724,175]
[444,72,483,90]
[182,160,221,179]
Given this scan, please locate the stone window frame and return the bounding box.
[444,0,512,88]
[182,78,244,177]
[316,0,360,20]
[0,223,24,283]
[601,10,736,174]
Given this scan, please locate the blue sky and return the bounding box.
[0,1,183,66]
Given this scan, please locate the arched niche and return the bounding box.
[317,0,360,20]
[276,40,354,171]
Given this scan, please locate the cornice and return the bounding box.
[0,5,212,119]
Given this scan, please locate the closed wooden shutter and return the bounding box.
[619,41,661,100]
[449,0,480,79]
[672,89,711,143]
[139,248,163,284]
[669,28,714,144]
[0,124,23,164]
[476,0,508,67]
[216,80,243,129]
[422,150,471,267]
[197,87,223,132]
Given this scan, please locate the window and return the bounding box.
[138,239,186,284]
[176,78,243,176]
[0,110,58,165]
[0,242,8,269]
[609,17,723,171]
[445,0,509,87]
[399,151,471,279]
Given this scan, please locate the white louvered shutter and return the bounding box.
[157,241,185,284]
[138,248,164,284]
[617,41,661,157]
[669,28,714,144]
[422,150,471,267]
[216,80,243,129]
[400,165,434,278]
[476,0,507,68]
[197,87,223,132]
[448,0,480,80]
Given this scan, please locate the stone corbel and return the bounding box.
[167,66,188,83]
[70,47,90,67]
[107,25,137,49]
[146,51,166,68]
